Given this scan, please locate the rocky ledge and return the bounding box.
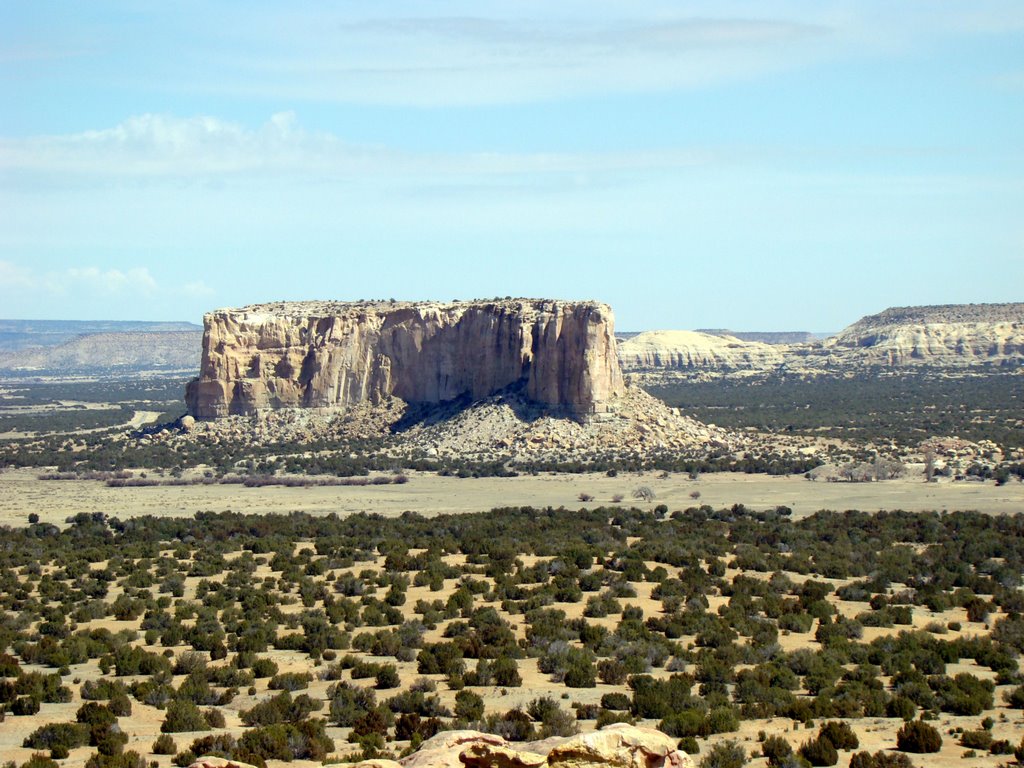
[186,299,624,420]
[188,723,693,768]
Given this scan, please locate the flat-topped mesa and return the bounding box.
[821,302,1024,367]
[185,299,625,420]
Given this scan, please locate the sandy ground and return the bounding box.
[0,468,1020,527]
[1,524,1022,768]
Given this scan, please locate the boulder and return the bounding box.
[460,742,547,768]
[401,730,512,768]
[188,758,260,768]
[546,723,694,768]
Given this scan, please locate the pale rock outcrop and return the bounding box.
[816,303,1024,367]
[619,330,784,372]
[188,758,260,768]
[186,300,624,420]
[460,742,547,768]
[623,303,1024,379]
[401,730,512,768]
[546,724,694,768]
[342,724,693,768]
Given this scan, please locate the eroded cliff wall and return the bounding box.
[185,299,624,419]
[817,303,1024,367]
[619,330,785,372]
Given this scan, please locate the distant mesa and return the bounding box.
[0,326,201,373]
[185,299,625,420]
[0,319,200,353]
[619,330,785,373]
[695,329,820,345]
[623,302,1024,379]
[821,302,1024,367]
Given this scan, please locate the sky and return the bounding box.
[1,2,1022,332]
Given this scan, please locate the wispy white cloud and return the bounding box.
[0,112,713,181]
[0,260,35,289]
[0,262,223,312]
[144,2,1024,106]
[198,13,832,106]
[0,262,158,296]
[43,266,158,296]
[182,280,214,298]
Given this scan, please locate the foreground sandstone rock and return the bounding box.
[188,758,261,768]
[186,299,624,420]
[336,724,693,768]
[546,724,694,768]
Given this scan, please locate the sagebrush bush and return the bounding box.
[799,736,838,766]
[152,734,176,754]
[896,720,942,753]
[819,720,858,750]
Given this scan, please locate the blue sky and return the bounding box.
[1,2,1021,331]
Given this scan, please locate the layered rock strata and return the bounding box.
[623,303,1024,379]
[619,330,785,372]
[186,300,624,420]
[815,303,1024,367]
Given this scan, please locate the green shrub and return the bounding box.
[799,736,838,766]
[1005,684,1024,708]
[600,692,631,711]
[455,690,484,721]
[11,696,40,716]
[698,740,746,768]
[959,729,992,750]
[760,735,793,766]
[375,664,400,690]
[492,656,522,687]
[23,722,90,752]
[702,707,739,736]
[152,734,176,754]
[849,752,915,768]
[678,736,700,756]
[896,720,942,753]
[990,739,1014,755]
[885,696,917,721]
[267,671,311,691]
[819,720,859,750]
[19,756,59,768]
[160,700,210,733]
[251,658,278,678]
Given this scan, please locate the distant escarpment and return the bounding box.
[0,330,201,373]
[185,299,625,420]
[619,330,784,373]
[814,303,1024,367]
[624,303,1024,381]
[695,329,819,345]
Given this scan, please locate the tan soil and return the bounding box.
[1,469,1022,528]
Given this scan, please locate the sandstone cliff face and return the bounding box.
[816,303,1024,368]
[623,304,1024,379]
[618,330,785,372]
[185,300,624,419]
